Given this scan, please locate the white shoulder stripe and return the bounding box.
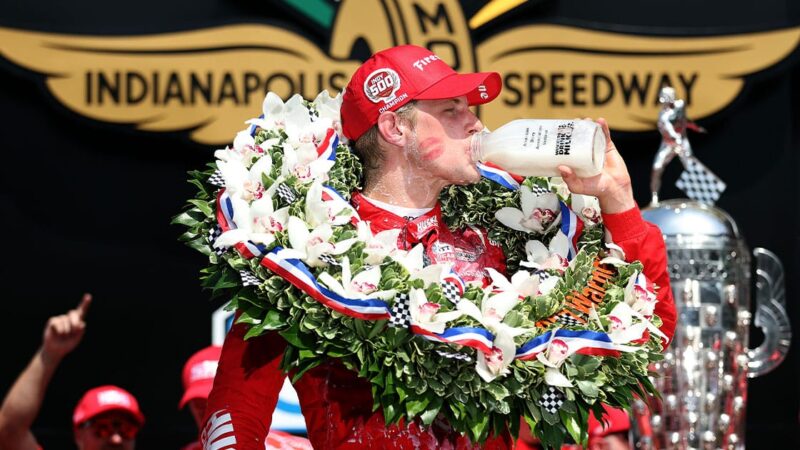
[207,423,235,445]
[202,409,237,450]
[208,435,237,450]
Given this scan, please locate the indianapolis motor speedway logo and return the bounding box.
[0,0,798,145]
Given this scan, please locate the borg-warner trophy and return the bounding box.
[635,88,792,450]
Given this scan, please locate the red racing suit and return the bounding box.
[202,193,676,450]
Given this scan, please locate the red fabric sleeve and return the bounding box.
[201,322,287,450]
[602,206,677,345]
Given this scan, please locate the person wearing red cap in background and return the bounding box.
[180,346,312,450]
[180,345,223,442]
[203,44,676,450]
[515,405,631,450]
[0,294,145,449]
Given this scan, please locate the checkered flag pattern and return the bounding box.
[676,157,726,205]
[276,183,298,203]
[529,184,551,196]
[208,170,226,187]
[535,270,554,284]
[441,281,462,304]
[556,312,585,327]
[539,386,565,414]
[318,254,340,266]
[208,226,226,256]
[436,350,473,363]
[389,292,412,328]
[239,270,261,287]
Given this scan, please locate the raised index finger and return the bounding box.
[75,293,92,319]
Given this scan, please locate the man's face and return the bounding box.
[74,411,138,450]
[404,96,484,187]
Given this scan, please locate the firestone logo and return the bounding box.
[363,68,401,104]
[412,54,440,71]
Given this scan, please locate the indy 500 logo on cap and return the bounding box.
[364,68,401,104]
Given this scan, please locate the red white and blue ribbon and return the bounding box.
[411,325,495,354]
[320,184,352,207]
[316,128,338,162]
[559,202,584,260]
[477,162,522,190]
[261,247,391,320]
[516,329,626,360]
[215,190,268,259]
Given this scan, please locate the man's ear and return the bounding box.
[376,111,411,147]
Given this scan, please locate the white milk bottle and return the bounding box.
[470,119,606,177]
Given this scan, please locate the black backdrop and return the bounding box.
[1,1,798,448]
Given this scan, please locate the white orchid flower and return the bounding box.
[457,293,523,331]
[408,288,463,334]
[391,244,424,273]
[485,268,541,301]
[458,292,532,382]
[304,180,356,227]
[284,216,357,267]
[217,152,273,202]
[214,130,274,165]
[535,338,575,387]
[279,141,335,184]
[285,111,333,153]
[475,332,519,382]
[624,272,657,316]
[313,90,344,141]
[389,245,457,288]
[214,197,289,248]
[246,92,310,132]
[356,221,402,265]
[520,231,570,274]
[495,188,561,234]
[318,257,396,300]
[571,194,601,225]
[599,242,628,267]
[606,302,667,344]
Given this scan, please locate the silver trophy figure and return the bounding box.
[650,86,707,206]
[636,104,791,449]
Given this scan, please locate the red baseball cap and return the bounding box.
[340,44,502,141]
[179,345,221,409]
[72,385,145,427]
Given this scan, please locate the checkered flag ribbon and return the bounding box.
[556,311,585,327]
[389,292,412,328]
[539,386,565,414]
[529,184,551,196]
[276,183,298,203]
[208,226,226,256]
[436,349,473,363]
[676,157,726,205]
[208,170,226,187]
[239,270,261,287]
[535,270,554,284]
[317,254,340,266]
[441,281,462,304]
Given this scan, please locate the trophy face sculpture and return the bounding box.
[637,87,791,450]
